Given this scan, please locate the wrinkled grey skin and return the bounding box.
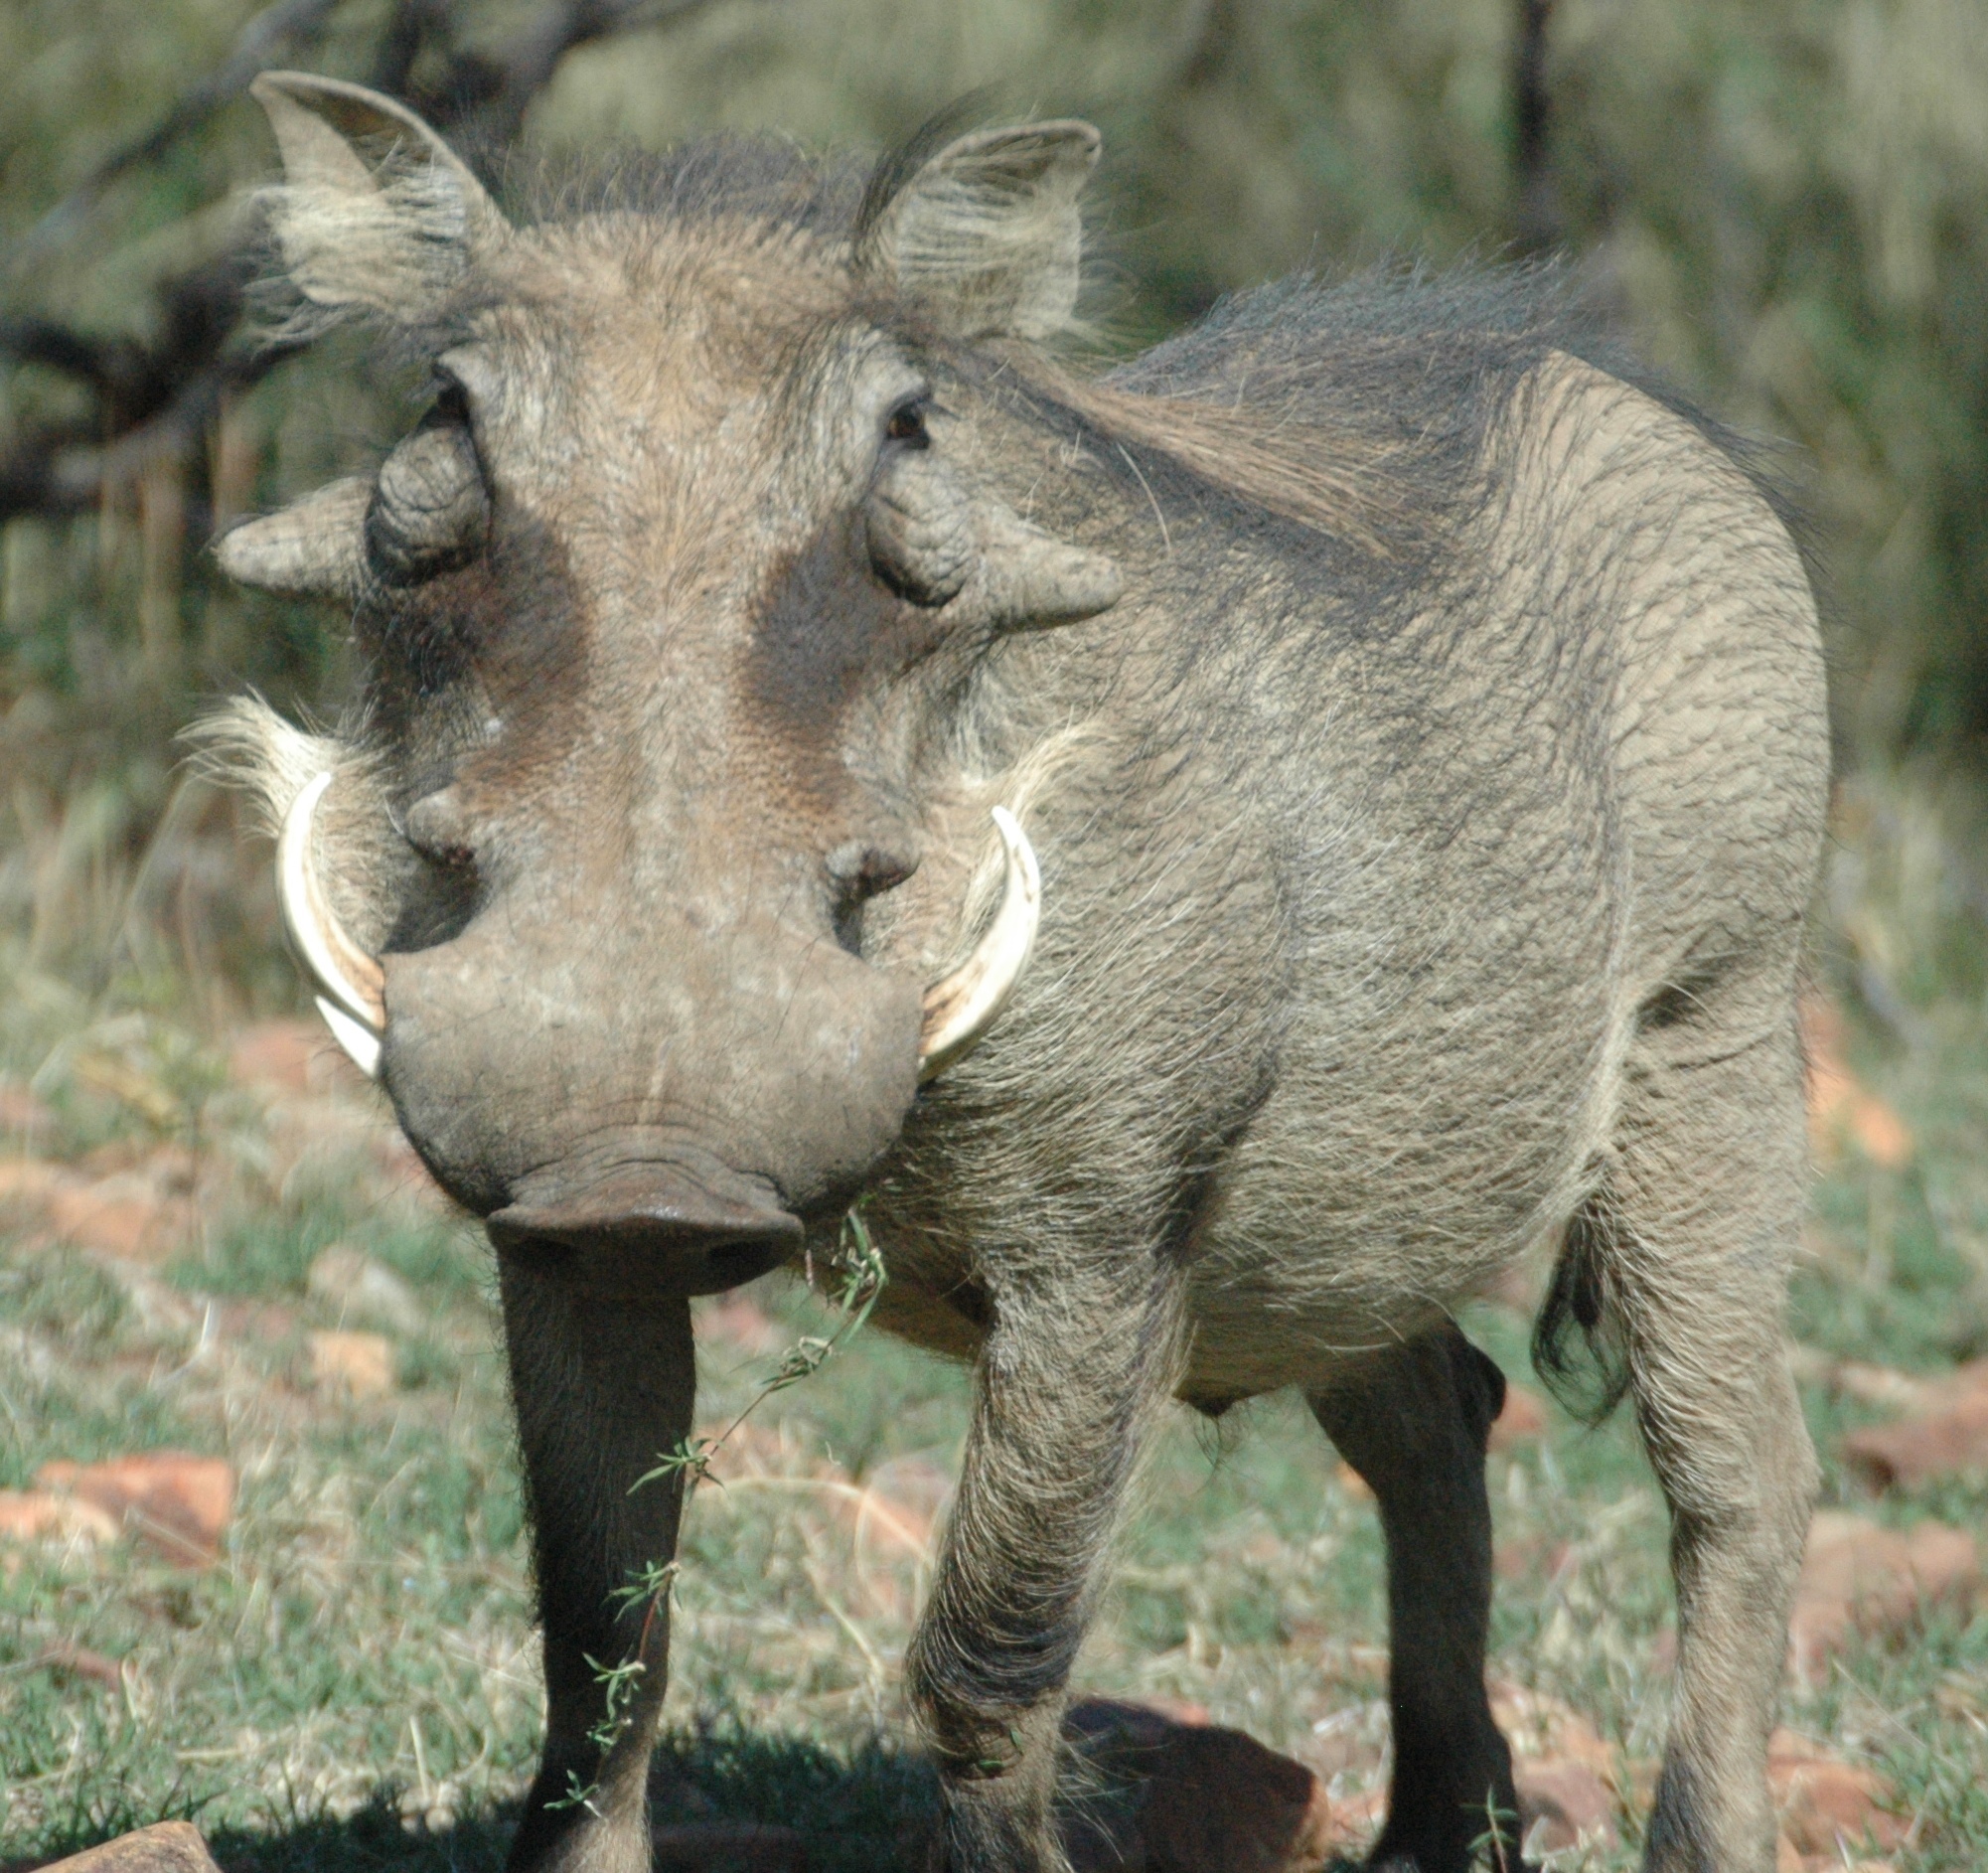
[211,74,1828,1873]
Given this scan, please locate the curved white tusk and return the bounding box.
[277,770,386,1077]
[918,806,1040,1083]
[315,995,382,1080]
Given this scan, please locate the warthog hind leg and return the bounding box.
[1308,1324,1527,1873]
[498,1251,697,1873]
[1606,1013,1817,1873]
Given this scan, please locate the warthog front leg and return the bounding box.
[497,1250,697,1873]
[908,1255,1188,1872]
[1309,1324,1526,1873]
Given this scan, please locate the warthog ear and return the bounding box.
[215,476,370,599]
[249,71,507,320]
[855,121,1100,341]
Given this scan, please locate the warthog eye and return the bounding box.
[883,396,930,448]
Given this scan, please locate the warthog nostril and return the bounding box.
[826,841,919,900]
[827,841,920,956]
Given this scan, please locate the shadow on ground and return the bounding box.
[9,1729,940,1873]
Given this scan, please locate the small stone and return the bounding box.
[39,1640,125,1689]
[1141,1724,1338,1873]
[309,1327,396,1398]
[307,1243,423,1335]
[1825,1359,1939,1412]
[0,1487,121,1545]
[1515,1756,1617,1852]
[1841,1359,1988,1489]
[695,1294,784,1353]
[1767,1730,1909,1859]
[0,1080,54,1140]
[33,1821,223,1873]
[1787,1510,1979,1679]
[0,1159,192,1262]
[46,1173,194,1262]
[36,1453,235,1565]
[229,1018,364,1095]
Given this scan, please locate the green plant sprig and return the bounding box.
[629,1203,886,1501]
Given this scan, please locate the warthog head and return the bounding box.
[215,76,1126,1293]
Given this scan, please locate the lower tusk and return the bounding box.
[918,806,1040,1083]
[277,770,386,1077]
[315,996,382,1080]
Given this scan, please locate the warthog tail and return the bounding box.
[1531,1191,1633,1427]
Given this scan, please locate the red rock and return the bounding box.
[39,1640,125,1689]
[0,1080,54,1140]
[32,1821,222,1873]
[1824,1359,1938,1412]
[0,1158,193,1261]
[1492,1534,1571,1582]
[36,1453,235,1566]
[1801,998,1912,1169]
[696,1294,785,1354]
[0,1487,120,1545]
[229,1017,364,1095]
[1488,1682,1618,1781]
[1515,1757,1617,1851]
[1787,1509,1979,1679]
[45,1173,193,1261]
[1142,1724,1339,1873]
[1768,1730,1909,1858]
[308,1328,396,1397]
[1842,1359,1988,1488]
[1488,1382,1549,1451]
[0,1157,62,1208]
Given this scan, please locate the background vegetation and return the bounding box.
[3,2,1987,1869]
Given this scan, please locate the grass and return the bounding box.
[0,765,1985,1871]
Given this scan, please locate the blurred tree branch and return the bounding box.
[1511,0,1558,251]
[7,0,345,285]
[0,0,730,530]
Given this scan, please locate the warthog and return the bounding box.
[206,72,1828,1873]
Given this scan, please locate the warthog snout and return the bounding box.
[377,892,923,1291]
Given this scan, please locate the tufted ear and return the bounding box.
[854,121,1100,341]
[250,71,507,320]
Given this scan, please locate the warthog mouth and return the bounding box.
[485,1143,806,1295]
